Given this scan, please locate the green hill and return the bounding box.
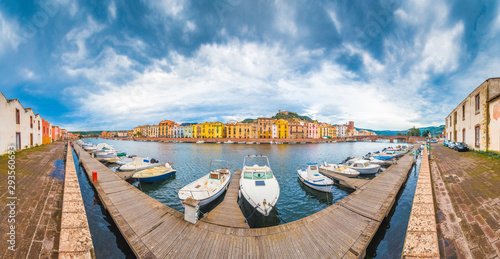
[358,125,445,136]
[272,111,314,122]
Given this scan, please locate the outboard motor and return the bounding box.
[150,158,159,164]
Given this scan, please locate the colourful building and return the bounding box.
[52,126,60,141]
[275,119,289,139]
[307,122,319,139]
[257,118,275,139]
[42,118,52,144]
[289,120,306,139]
[226,121,257,139]
[199,122,225,138]
[158,120,175,137]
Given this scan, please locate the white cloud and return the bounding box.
[108,1,117,21]
[274,0,297,36]
[0,12,21,53]
[21,69,36,80]
[327,10,341,33]
[62,40,433,130]
[61,16,105,64]
[144,0,186,17]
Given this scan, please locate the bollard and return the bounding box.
[92,171,98,183]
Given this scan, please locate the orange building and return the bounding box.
[257,118,275,139]
[41,119,52,144]
[159,120,175,137]
[226,121,257,139]
[52,126,60,141]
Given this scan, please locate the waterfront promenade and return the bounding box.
[0,142,65,258]
[432,144,500,258]
[74,143,414,258]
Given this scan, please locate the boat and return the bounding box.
[343,159,380,174]
[116,155,138,165]
[95,150,117,158]
[216,142,221,144]
[178,160,232,207]
[239,155,280,216]
[246,142,254,144]
[119,157,160,171]
[297,163,334,192]
[196,140,205,144]
[224,140,234,144]
[132,163,176,183]
[237,142,246,144]
[371,151,396,161]
[319,163,360,178]
[365,156,393,166]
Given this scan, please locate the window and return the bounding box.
[454,111,457,125]
[462,104,465,121]
[462,129,465,143]
[475,126,480,147]
[16,109,20,124]
[30,116,33,128]
[475,94,480,113]
[38,120,40,130]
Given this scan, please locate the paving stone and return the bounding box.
[474,214,487,226]
[402,231,440,257]
[481,225,498,243]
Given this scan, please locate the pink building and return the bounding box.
[307,122,319,139]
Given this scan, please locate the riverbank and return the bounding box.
[432,143,500,258]
[0,142,65,258]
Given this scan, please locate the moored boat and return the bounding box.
[319,162,360,178]
[178,160,232,207]
[297,163,334,192]
[343,159,380,174]
[132,163,176,183]
[119,157,159,171]
[196,140,205,144]
[239,155,280,216]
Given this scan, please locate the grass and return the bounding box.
[473,150,500,159]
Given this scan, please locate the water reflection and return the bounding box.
[86,138,402,226]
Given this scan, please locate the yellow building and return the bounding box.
[319,123,330,138]
[226,122,257,139]
[198,122,225,138]
[257,118,275,139]
[275,119,289,139]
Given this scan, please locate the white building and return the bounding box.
[147,125,159,138]
[336,124,347,138]
[445,78,500,152]
[1,92,43,155]
[271,124,277,139]
[173,125,184,138]
[183,125,192,138]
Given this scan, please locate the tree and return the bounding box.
[407,126,420,136]
[421,129,431,137]
[397,132,405,136]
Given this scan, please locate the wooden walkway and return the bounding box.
[74,144,415,258]
[318,169,370,190]
[200,170,249,228]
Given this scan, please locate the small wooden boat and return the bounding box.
[297,163,334,192]
[133,163,176,183]
[319,163,360,178]
[178,160,232,207]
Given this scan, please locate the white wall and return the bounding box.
[0,93,43,155]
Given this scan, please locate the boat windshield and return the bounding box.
[244,171,273,179]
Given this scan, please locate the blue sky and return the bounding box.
[0,0,499,131]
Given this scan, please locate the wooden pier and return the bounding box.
[318,169,370,190]
[74,143,415,258]
[200,170,249,228]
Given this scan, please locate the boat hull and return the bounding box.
[297,172,333,192]
[179,184,228,208]
[354,167,380,175]
[133,170,176,183]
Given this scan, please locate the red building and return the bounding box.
[348,121,354,130]
[52,126,60,141]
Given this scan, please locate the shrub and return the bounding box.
[474,150,500,159]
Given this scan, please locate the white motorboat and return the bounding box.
[119,157,159,171]
[83,144,97,151]
[95,150,117,158]
[239,155,280,216]
[297,163,334,192]
[246,142,254,144]
[319,163,360,178]
[224,140,234,144]
[365,156,393,166]
[178,160,231,207]
[196,140,205,144]
[344,159,380,174]
[116,156,138,166]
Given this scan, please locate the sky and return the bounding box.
[0,0,499,131]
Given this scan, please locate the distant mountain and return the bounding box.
[71,131,103,136]
[358,125,445,136]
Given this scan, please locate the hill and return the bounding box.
[271,111,314,122]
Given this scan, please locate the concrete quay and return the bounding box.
[432,143,500,258]
[58,143,94,258]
